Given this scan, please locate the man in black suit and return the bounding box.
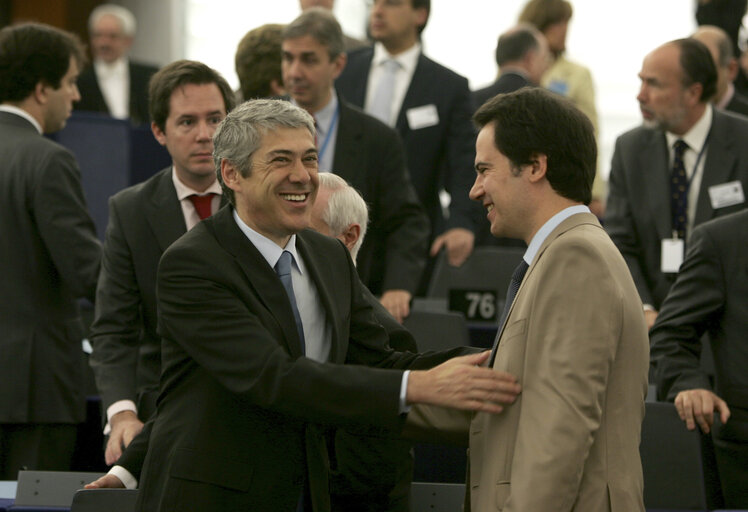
[336,0,482,270]
[135,99,520,511]
[282,8,429,323]
[606,38,748,329]
[473,24,549,110]
[692,25,748,117]
[88,60,235,473]
[650,209,748,508]
[75,4,158,125]
[0,23,102,479]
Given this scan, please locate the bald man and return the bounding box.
[692,25,748,117]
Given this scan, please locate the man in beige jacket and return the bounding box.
[407,87,649,512]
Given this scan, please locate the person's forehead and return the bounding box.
[94,14,124,33]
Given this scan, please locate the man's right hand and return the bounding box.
[407,351,521,414]
[674,388,731,434]
[644,309,658,330]
[106,410,144,465]
[84,473,125,489]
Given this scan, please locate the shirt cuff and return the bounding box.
[109,465,138,490]
[104,400,138,435]
[399,370,411,414]
[642,304,656,312]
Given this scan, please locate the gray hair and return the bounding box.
[213,99,316,205]
[282,7,344,59]
[318,173,369,260]
[89,4,137,37]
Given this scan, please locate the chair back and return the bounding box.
[70,488,138,512]
[411,482,465,512]
[403,310,469,352]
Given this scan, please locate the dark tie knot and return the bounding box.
[673,139,689,157]
[275,250,293,277]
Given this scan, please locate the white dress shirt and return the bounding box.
[364,42,421,126]
[94,57,130,119]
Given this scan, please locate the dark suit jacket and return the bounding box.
[725,89,748,117]
[472,71,531,111]
[333,99,429,295]
[336,47,481,236]
[89,167,186,419]
[0,111,101,424]
[136,207,464,511]
[651,209,748,412]
[605,108,748,309]
[75,60,159,125]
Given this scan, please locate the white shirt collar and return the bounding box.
[0,105,42,134]
[292,90,338,137]
[372,41,421,75]
[524,205,591,265]
[94,57,128,77]
[665,104,713,153]
[171,167,223,200]
[232,208,304,274]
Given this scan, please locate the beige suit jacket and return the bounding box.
[408,213,649,512]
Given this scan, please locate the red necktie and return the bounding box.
[188,193,215,220]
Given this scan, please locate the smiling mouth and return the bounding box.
[281,193,308,202]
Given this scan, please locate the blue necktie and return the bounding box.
[275,250,305,355]
[490,259,529,364]
[671,139,689,240]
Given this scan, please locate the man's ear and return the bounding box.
[221,159,242,193]
[527,153,548,183]
[331,52,347,80]
[151,121,167,147]
[33,81,48,106]
[340,222,361,252]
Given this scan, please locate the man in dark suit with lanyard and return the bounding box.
[336,0,482,273]
[88,60,235,475]
[0,23,102,479]
[133,98,520,511]
[606,38,748,329]
[282,8,429,323]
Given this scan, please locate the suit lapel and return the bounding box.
[395,53,430,135]
[210,208,305,358]
[295,233,343,362]
[331,102,362,183]
[340,51,372,108]
[641,131,672,240]
[695,111,735,225]
[144,168,188,252]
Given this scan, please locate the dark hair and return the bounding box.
[236,24,284,100]
[518,0,572,33]
[0,22,85,103]
[674,38,718,102]
[473,87,596,204]
[149,60,236,132]
[411,0,431,35]
[496,25,541,67]
[283,7,344,59]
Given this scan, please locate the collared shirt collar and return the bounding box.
[665,104,713,153]
[372,41,421,75]
[0,105,42,134]
[93,57,128,77]
[524,205,591,265]
[171,166,223,200]
[232,208,304,274]
[300,90,338,138]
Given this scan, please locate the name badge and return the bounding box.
[406,104,439,130]
[448,289,498,322]
[661,238,685,273]
[708,181,745,209]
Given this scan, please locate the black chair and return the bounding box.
[410,482,465,512]
[640,402,723,511]
[70,488,138,512]
[403,310,470,352]
[427,246,524,299]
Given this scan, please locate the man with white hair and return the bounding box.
[75,4,159,124]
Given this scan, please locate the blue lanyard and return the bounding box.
[318,104,339,164]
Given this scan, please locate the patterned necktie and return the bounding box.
[275,250,306,355]
[368,59,400,126]
[490,259,529,364]
[187,193,215,220]
[670,139,689,240]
